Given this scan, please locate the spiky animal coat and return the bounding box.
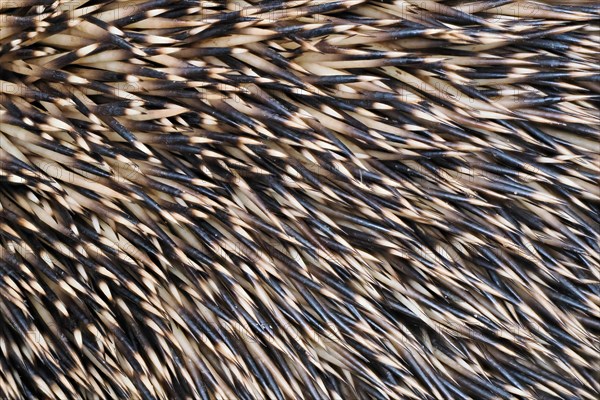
[1,1,599,399]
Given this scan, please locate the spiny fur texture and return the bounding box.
[1,0,599,399]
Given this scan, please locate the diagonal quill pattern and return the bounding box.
[0,1,599,399]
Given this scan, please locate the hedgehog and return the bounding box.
[0,0,599,399]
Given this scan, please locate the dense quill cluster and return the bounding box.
[1,0,599,399]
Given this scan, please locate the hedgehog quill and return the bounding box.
[1,0,599,399]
